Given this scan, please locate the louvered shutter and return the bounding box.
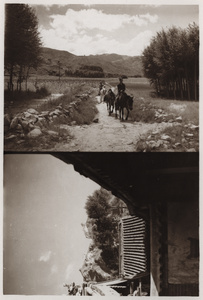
[119,215,148,278]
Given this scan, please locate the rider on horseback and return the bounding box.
[115,77,126,109]
[117,77,126,96]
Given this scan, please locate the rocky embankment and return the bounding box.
[136,102,199,152]
[80,220,114,283]
[4,92,92,150]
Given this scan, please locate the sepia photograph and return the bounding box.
[3,2,199,152]
[2,0,200,298]
[3,153,199,296]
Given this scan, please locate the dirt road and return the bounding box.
[52,96,170,152]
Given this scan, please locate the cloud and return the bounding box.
[140,13,158,24]
[39,250,52,262]
[48,9,157,33]
[65,263,74,281]
[39,8,158,56]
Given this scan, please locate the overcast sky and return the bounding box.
[3,154,100,295]
[30,3,199,56]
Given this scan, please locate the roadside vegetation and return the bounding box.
[142,23,199,101]
[4,81,99,151]
[84,188,129,277]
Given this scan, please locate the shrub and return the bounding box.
[36,86,51,98]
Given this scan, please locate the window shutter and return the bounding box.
[119,215,148,278]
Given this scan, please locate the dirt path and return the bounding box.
[52,96,170,152]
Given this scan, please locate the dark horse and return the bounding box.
[104,89,116,116]
[115,92,133,121]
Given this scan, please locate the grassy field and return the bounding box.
[4,76,199,151]
[5,75,198,123]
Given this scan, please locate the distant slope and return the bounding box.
[37,47,143,77]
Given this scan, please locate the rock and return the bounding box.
[53,109,61,115]
[27,128,42,138]
[162,144,168,150]
[10,116,19,129]
[23,112,32,118]
[59,124,70,131]
[4,114,11,126]
[27,108,39,114]
[175,116,182,123]
[186,148,196,152]
[17,140,24,144]
[161,134,171,141]
[189,124,199,131]
[39,111,49,117]
[155,140,163,148]
[173,122,182,127]
[93,118,99,123]
[19,120,30,132]
[16,124,23,132]
[181,138,187,143]
[35,120,43,128]
[151,131,159,135]
[185,133,194,137]
[23,114,38,124]
[47,130,58,137]
[175,142,182,147]
[63,109,70,116]
[5,134,16,140]
[70,121,76,126]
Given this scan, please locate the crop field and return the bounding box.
[4,75,103,94]
[4,75,198,126]
[4,76,151,94]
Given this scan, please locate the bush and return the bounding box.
[36,86,51,98]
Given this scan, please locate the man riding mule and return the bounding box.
[115,77,133,121]
[115,91,133,121]
[104,89,116,115]
[99,85,107,103]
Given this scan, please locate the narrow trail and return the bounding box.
[52,96,170,152]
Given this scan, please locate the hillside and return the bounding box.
[37,47,143,77]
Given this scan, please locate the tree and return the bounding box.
[142,23,199,100]
[5,4,42,92]
[84,188,129,272]
[85,188,111,219]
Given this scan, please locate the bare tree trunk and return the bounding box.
[9,65,14,92]
[194,57,197,101]
[25,66,30,92]
[185,65,191,101]
[178,74,183,100]
[173,81,176,99]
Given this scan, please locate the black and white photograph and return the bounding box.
[3,2,199,152]
[2,0,200,298]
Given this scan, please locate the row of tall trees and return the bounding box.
[85,188,128,272]
[142,23,199,101]
[5,4,42,92]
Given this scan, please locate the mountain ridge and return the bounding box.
[38,47,143,77]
